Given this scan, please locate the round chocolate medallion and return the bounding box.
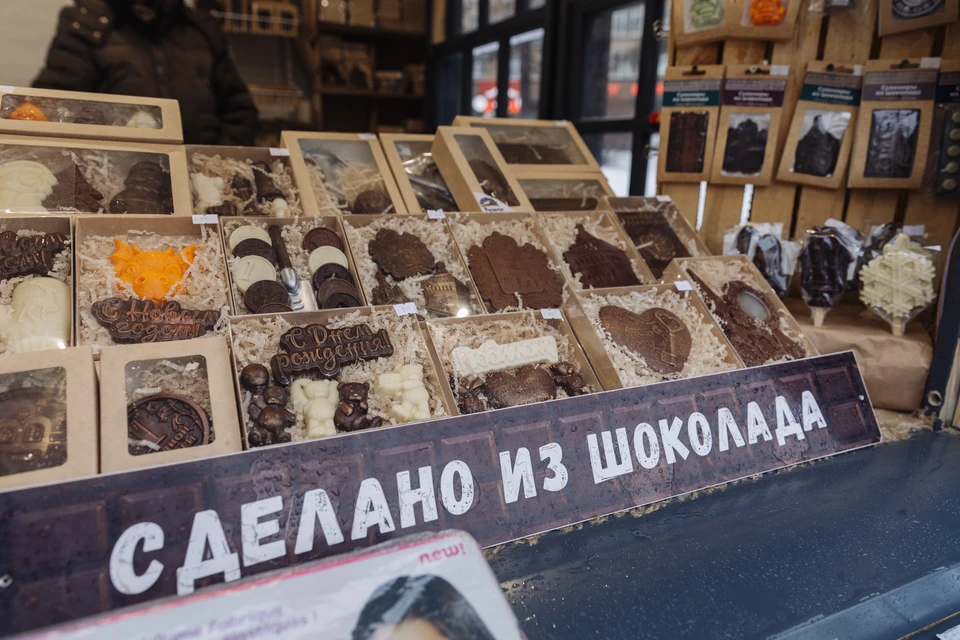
[311,263,354,290]
[232,238,277,266]
[316,278,362,309]
[303,227,343,253]
[127,394,210,456]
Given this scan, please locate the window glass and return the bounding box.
[471,42,500,118]
[490,0,516,23]
[652,1,670,113]
[581,3,645,119]
[583,132,634,196]
[530,0,546,7]
[436,53,463,127]
[462,0,479,33]
[508,29,544,118]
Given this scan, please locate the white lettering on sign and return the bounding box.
[500,448,537,504]
[717,407,746,452]
[351,478,396,541]
[587,428,634,483]
[659,417,690,464]
[440,460,475,515]
[294,489,344,554]
[241,496,286,567]
[802,390,827,430]
[110,522,165,595]
[176,511,241,596]
[451,337,559,377]
[540,443,569,492]
[398,467,439,528]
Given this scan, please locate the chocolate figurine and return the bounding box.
[483,366,557,409]
[353,189,394,214]
[467,232,564,311]
[864,109,918,179]
[551,362,586,396]
[252,162,283,203]
[0,386,67,476]
[666,112,709,173]
[562,224,641,289]
[334,382,383,433]
[371,270,410,306]
[0,230,68,281]
[422,263,474,317]
[368,228,436,279]
[469,160,520,206]
[44,166,104,212]
[800,227,855,326]
[793,115,842,178]
[721,117,768,175]
[600,306,693,375]
[110,161,174,214]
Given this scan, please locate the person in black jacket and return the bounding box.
[34,0,258,145]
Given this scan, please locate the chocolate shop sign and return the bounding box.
[0,352,880,633]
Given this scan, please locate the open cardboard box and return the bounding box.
[379,133,458,214]
[280,131,407,215]
[515,171,614,212]
[423,309,602,416]
[432,127,533,213]
[218,215,365,315]
[98,336,242,473]
[228,305,454,449]
[0,87,182,144]
[74,216,231,355]
[0,345,98,492]
[0,135,191,217]
[451,116,600,175]
[563,284,744,391]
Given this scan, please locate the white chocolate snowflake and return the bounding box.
[860,233,935,320]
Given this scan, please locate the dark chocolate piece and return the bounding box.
[721,118,768,175]
[368,228,436,279]
[232,238,277,266]
[422,263,474,317]
[467,232,564,311]
[599,306,692,375]
[252,162,283,202]
[864,109,918,179]
[206,202,238,217]
[483,365,557,409]
[311,263,354,290]
[303,227,343,253]
[110,161,174,214]
[616,209,690,279]
[244,280,290,314]
[352,189,394,214]
[666,111,709,173]
[270,323,394,385]
[232,174,255,203]
[43,166,104,212]
[551,362,586,396]
[240,363,270,391]
[258,302,294,314]
[469,160,520,206]
[752,234,789,299]
[496,143,572,165]
[562,224,641,289]
[91,298,219,344]
[530,197,600,212]
[793,115,842,177]
[317,277,362,309]
[0,230,68,281]
[371,270,409,306]
[127,394,210,456]
[800,227,853,308]
[0,387,67,477]
[457,377,486,414]
[334,382,384,433]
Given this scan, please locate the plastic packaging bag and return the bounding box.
[722,222,799,298]
[799,221,862,325]
[859,232,938,335]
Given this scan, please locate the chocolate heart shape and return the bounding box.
[482,365,557,409]
[599,306,692,374]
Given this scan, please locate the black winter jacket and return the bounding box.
[33,0,258,145]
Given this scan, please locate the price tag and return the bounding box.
[394,302,418,316]
[674,280,693,292]
[553,120,568,126]
[359,133,377,140]
[921,57,942,69]
[0,85,15,94]
[770,65,790,76]
[192,214,218,225]
[541,308,562,320]
[270,147,290,157]
[656,195,673,202]
[903,224,926,236]
[427,209,446,220]
[853,64,864,76]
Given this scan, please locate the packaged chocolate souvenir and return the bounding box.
[451,116,600,174]
[281,131,407,215]
[425,310,599,414]
[735,0,804,40]
[220,217,364,315]
[75,217,231,352]
[930,61,960,197]
[848,59,937,189]
[564,284,743,390]
[603,196,710,279]
[448,213,566,312]
[380,133,458,213]
[662,255,818,366]
[878,0,957,35]
[722,223,800,299]
[432,127,534,213]
[98,337,242,472]
[0,346,97,492]
[778,62,862,189]
[799,222,862,326]
[229,307,451,447]
[659,65,724,183]
[671,0,733,46]
[0,216,73,355]
[516,174,613,211]
[859,232,937,336]
[710,64,789,186]
[187,146,303,217]
[342,215,483,319]
[0,87,182,143]
[537,211,654,290]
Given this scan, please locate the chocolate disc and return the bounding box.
[244,280,290,314]
[482,365,557,409]
[368,228,436,279]
[562,224,641,289]
[232,238,277,266]
[127,393,210,456]
[257,302,294,314]
[303,227,343,253]
[352,189,394,214]
[0,387,67,476]
[599,306,692,375]
[311,263,354,290]
[466,232,564,311]
[316,278,362,309]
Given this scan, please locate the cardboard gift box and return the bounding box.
[341,214,484,319]
[515,172,614,212]
[186,145,305,218]
[75,216,231,354]
[98,336,242,473]
[0,87,183,144]
[451,116,600,174]
[0,135,191,216]
[379,133,458,214]
[228,306,453,448]
[219,215,366,315]
[432,127,533,213]
[281,131,408,215]
[0,216,74,355]
[563,284,743,391]
[535,210,655,291]
[423,309,602,416]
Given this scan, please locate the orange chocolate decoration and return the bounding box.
[750,0,786,25]
[110,239,197,305]
[9,103,48,121]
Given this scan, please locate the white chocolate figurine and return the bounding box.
[269,198,290,217]
[191,173,224,210]
[375,364,431,424]
[0,277,71,353]
[290,378,340,438]
[126,110,161,129]
[0,160,58,213]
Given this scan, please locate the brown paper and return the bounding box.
[658,65,724,183]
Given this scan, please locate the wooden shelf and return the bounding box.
[319,87,424,100]
[316,21,426,38]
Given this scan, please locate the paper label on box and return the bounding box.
[863,69,938,101]
[674,280,693,291]
[394,302,418,316]
[800,71,863,106]
[722,77,788,107]
[359,133,376,140]
[541,308,562,320]
[553,120,568,126]
[474,192,513,213]
[662,78,722,107]
[269,148,290,157]
[427,209,446,219]
[192,214,218,225]
[0,86,14,94]
[921,57,942,69]
[656,195,673,202]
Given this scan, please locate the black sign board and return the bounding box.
[0,352,879,634]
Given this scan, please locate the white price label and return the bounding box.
[853,64,864,76]
[394,302,418,316]
[656,195,673,202]
[270,147,290,157]
[427,209,446,219]
[359,133,377,140]
[0,85,15,94]
[192,214,218,225]
[921,57,942,69]
[903,224,925,236]
[674,280,693,292]
[770,65,789,76]
[553,120,568,126]
[541,308,562,320]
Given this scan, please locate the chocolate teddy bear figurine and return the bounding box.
[240,363,295,447]
[334,382,384,433]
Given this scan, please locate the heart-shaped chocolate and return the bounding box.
[599,305,692,374]
[482,365,557,409]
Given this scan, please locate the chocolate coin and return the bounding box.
[303,227,343,253]
[316,278,362,309]
[244,280,290,314]
[232,238,277,266]
[311,263,353,290]
[0,386,67,477]
[127,393,210,456]
[258,302,294,314]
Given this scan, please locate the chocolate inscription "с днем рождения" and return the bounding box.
[271,323,394,385]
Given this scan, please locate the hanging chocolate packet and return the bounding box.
[721,222,799,299]
[672,0,733,46]
[930,60,960,197]
[799,224,861,326]
[878,0,958,36]
[658,65,724,183]
[733,0,803,40]
[777,62,861,189]
[710,64,789,186]
[848,59,937,190]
